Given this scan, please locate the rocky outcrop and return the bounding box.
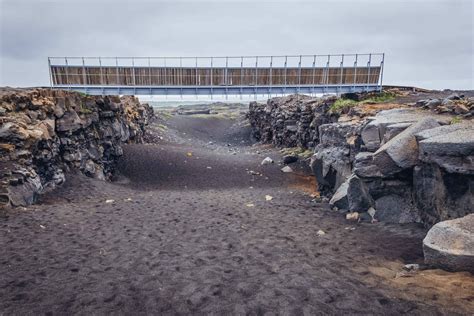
[415,94,474,117]
[423,214,474,273]
[248,94,336,148]
[0,88,153,207]
[248,93,474,227]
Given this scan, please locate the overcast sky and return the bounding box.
[0,0,473,90]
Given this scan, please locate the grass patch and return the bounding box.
[280,147,313,159]
[329,91,396,114]
[360,91,396,104]
[329,99,358,114]
[450,116,462,124]
[157,124,168,131]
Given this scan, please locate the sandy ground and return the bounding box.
[1,112,473,315]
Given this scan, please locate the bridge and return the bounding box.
[48,54,384,96]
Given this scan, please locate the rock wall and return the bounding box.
[0,88,153,207]
[249,93,474,227]
[248,94,337,148]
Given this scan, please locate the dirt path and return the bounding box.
[1,113,473,315]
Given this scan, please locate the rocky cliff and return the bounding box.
[248,92,474,227]
[0,88,153,207]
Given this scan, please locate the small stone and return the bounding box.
[282,155,298,164]
[403,264,420,271]
[105,199,115,203]
[346,212,360,221]
[265,195,273,201]
[261,157,274,165]
[281,166,293,173]
[317,229,326,236]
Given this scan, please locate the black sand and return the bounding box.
[1,114,473,315]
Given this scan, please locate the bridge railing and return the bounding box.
[48,54,384,95]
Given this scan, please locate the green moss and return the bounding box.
[450,116,462,124]
[329,98,358,114]
[280,147,312,158]
[157,124,168,131]
[329,92,396,114]
[360,91,396,104]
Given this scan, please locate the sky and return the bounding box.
[0,0,473,91]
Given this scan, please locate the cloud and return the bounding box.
[1,0,472,90]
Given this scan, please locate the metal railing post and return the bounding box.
[164,58,167,98]
[324,55,330,94]
[48,57,53,88]
[225,56,229,99]
[298,55,302,95]
[254,56,258,97]
[311,55,316,96]
[65,57,70,90]
[367,53,372,92]
[284,56,287,94]
[115,57,119,86]
[339,54,344,95]
[269,56,273,98]
[99,57,104,95]
[179,57,183,99]
[132,57,136,86]
[210,57,213,99]
[195,57,198,95]
[240,57,243,99]
[379,53,385,92]
[353,54,358,92]
[148,57,152,95]
[82,57,87,88]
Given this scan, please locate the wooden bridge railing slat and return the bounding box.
[51,66,381,86]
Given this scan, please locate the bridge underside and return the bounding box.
[54,84,381,96]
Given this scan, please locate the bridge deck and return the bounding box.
[49,54,384,95]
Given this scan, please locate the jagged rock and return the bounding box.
[353,152,382,178]
[426,99,442,109]
[413,163,473,225]
[417,123,474,174]
[311,122,362,193]
[361,108,449,152]
[329,175,373,211]
[282,155,298,164]
[446,93,462,101]
[374,194,420,223]
[372,118,440,176]
[382,122,412,144]
[0,88,153,208]
[423,214,474,273]
[56,110,82,132]
[8,175,42,206]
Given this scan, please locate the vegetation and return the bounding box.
[450,116,462,124]
[280,147,313,159]
[329,91,396,114]
[360,91,396,104]
[329,98,358,114]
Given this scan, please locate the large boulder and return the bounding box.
[372,117,440,176]
[413,163,474,225]
[417,122,474,174]
[423,214,474,273]
[329,175,373,211]
[361,108,450,151]
[311,121,362,193]
[374,194,420,224]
